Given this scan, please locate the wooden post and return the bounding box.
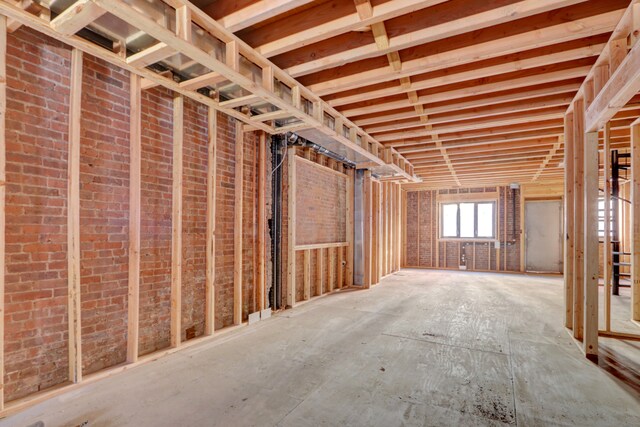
[171,95,183,347]
[68,48,83,383]
[286,146,296,307]
[603,122,612,332]
[573,99,585,340]
[564,112,575,329]
[329,247,336,291]
[205,107,217,335]
[0,15,6,410]
[364,170,372,288]
[233,122,244,323]
[127,73,141,360]
[584,131,599,360]
[303,250,311,300]
[632,122,640,322]
[345,168,354,287]
[396,183,401,271]
[316,248,324,296]
[371,181,379,284]
[257,132,266,311]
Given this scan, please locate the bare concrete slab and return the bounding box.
[2,269,640,426]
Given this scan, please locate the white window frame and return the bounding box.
[439,200,497,240]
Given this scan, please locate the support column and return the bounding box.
[603,123,612,331]
[0,15,6,410]
[257,132,266,312]
[632,123,640,321]
[345,168,354,287]
[286,146,296,307]
[171,95,183,347]
[127,73,141,359]
[363,170,372,288]
[233,122,244,322]
[573,99,585,340]
[68,48,83,382]
[584,131,599,360]
[564,112,575,329]
[205,107,217,335]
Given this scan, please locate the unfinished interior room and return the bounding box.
[0,0,639,425]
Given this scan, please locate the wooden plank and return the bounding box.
[371,181,379,284]
[564,112,575,329]
[286,146,297,306]
[233,121,244,323]
[294,242,349,250]
[303,250,311,300]
[632,123,640,322]
[573,98,585,340]
[316,248,324,296]
[257,132,266,312]
[171,95,184,347]
[50,0,105,36]
[67,48,83,383]
[364,170,372,288]
[586,35,640,132]
[0,15,5,410]
[329,247,336,291]
[583,131,599,361]
[345,168,354,286]
[127,73,141,361]
[205,107,217,335]
[337,246,344,289]
[603,122,612,332]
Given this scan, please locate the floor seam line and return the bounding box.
[380,332,509,356]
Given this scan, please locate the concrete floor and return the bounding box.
[3,269,640,427]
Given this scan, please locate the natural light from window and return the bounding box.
[440,201,495,239]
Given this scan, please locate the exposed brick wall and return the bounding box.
[404,186,522,272]
[3,27,270,402]
[4,28,71,401]
[79,55,130,374]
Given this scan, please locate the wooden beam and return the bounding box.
[345,168,354,286]
[171,95,184,347]
[307,8,623,95]
[586,35,640,132]
[583,131,599,361]
[632,122,640,322]
[203,0,315,33]
[286,146,296,306]
[67,48,83,384]
[603,122,612,332]
[50,0,106,36]
[127,43,175,68]
[127,73,141,361]
[0,15,5,411]
[205,107,217,335]
[233,121,244,323]
[329,247,336,291]
[287,0,590,77]
[364,170,372,288]
[573,98,585,340]
[564,112,575,330]
[257,132,266,311]
[316,248,324,296]
[303,250,311,300]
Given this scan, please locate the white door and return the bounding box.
[525,200,563,273]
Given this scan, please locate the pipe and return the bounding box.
[270,134,284,309]
[286,132,356,169]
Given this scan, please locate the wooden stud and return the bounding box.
[632,122,640,322]
[329,247,336,291]
[286,146,297,306]
[50,0,106,36]
[603,122,612,332]
[205,107,217,335]
[564,112,575,330]
[573,98,585,340]
[127,73,141,361]
[176,6,192,42]
[584,131,599,360]
[303,250,311,300]
[316,248,324,296]
[0,15,6,410]
[345,168,354,287]
[363,170,372,288]
[233,121,244,323]
[371,181,379,284]
[257,132,266,311]
[171,95,184,347]
[68,48,83,383]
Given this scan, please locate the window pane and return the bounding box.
[477,203,494,238]
[460,203,474,238]
[442,204,458,237]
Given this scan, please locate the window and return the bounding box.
[441,201,495,239]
